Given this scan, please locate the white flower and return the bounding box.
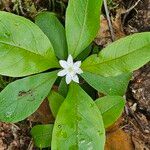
[57,55,83,84]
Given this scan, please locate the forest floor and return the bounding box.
[0,0,149,150]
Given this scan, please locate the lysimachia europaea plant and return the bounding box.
[0,0,150,149]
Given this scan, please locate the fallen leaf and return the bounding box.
[105,129,134,150]
[28,99,54,124]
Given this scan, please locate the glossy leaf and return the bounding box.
[66,0,103,58]
[95,96,125,128]
[48,90,65,118]
[82,32,150,76]
[0,11,59,77]
[31,124,53,148]
[52,83,105,150]
[0,71,58,123]
[81,72,132,96]
[35,12,68,59]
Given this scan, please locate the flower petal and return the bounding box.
[65,74,72,84]
[76,68,83,74]
[57,69,67,77]
[59,60,68,68]
[74,61,81,68]
[67,54,73,65]
[72,75,79,83]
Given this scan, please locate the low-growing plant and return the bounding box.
[0,0,150,149]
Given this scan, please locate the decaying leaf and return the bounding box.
[105,129,134,150]
[28,99,54,124]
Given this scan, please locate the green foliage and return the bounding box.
[95,96,125,128]
[35,12,68,59]
[81,72,132,96]
[82,32,150,76]
[52,83,105,150]
[31,124,53,148]
[75,44,92,61]
[0,11,59,77]
[0,71,57,122]
[66,0,103,58]
[48,90,64,117]
[58,78,68,97]
[0,0,149,149]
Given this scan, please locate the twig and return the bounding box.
[126,103,146,133]
[11,123,20,130]
[103,0,115,41]
[27,139,34,150]
[123,0,141,14]
[122,0,133,26]
[18,0,26,15]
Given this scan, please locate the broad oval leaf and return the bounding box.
[35,12,68,59]
[82,32,150,76]
[31,124,53,148]
[0,11,59,77]
[81,72,132,96]
[48,90,65,118]
[52,83,105,150]
[95,96,125,128]
[0,71,58,123]
[66,0,103,58]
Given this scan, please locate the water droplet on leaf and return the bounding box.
[90,103,94,108]
[4,32,10,38]
[98,130,103,136]
[5,111,12,118]
[58,124,62,128]
[80,138,86,144]
[61,131,67,138]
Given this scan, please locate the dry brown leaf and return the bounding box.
[28,99,54,124]
[95,12,125,47]
[105,129,134,150]
[95,15,112,46]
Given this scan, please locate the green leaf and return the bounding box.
[48,90,65,118]
[31,124,53,148]
[52,83,105,150]
[35,12,68,59]
[80,81,97,99]
[0,11,59,77]
[75,44,92,61]
[82,32,150,76]
[58,78,68,97]
[95,96,125,128]
[81,72,132,96]
[66,0,103,58]
[0,71,58,123]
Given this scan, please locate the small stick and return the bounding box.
[18,0,26,15]
[126,103,146,133]
[27,140,34,150]
[122,0,133,26]
[103,0,115,41]
[123,0,141,14]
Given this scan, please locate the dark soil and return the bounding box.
[124,63,150,150]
